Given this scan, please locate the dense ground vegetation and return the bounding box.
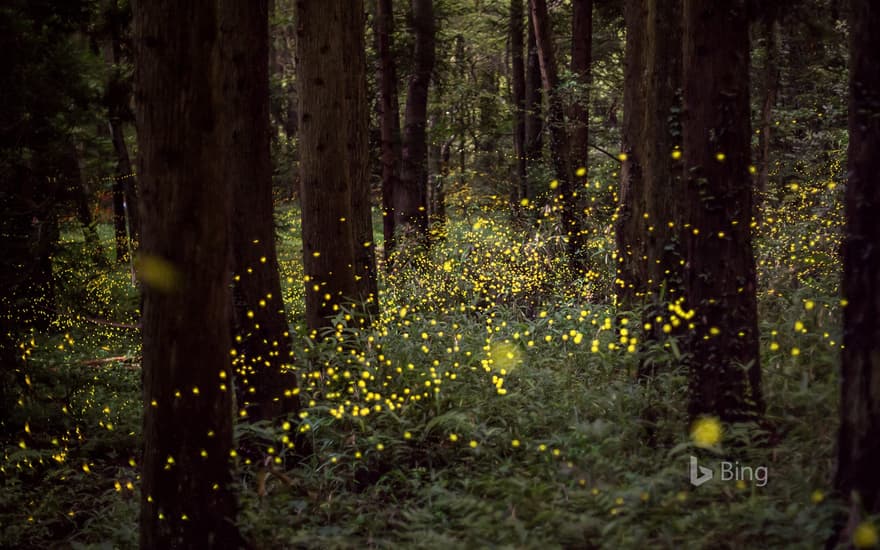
[1,172,846,546]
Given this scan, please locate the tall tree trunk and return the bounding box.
[218,0,302,422]
[134,0,241,546]
[108,120,140,250]
[110,160,129,263]
[834,0,880,532]
[681,0,762,421]
[64,144,107,266]
[569,0,592,169]
[616,0,682,378]
[523,8,543,201]
[396,0,435,244]
[375,0,403,263]
[296,0,360,331]
[510,0,526,204]
[756,16,779,213]
[345,2,379,313]
[529,0,584,272]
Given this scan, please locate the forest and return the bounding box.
[1,0,878,548]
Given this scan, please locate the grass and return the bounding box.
[0,180,848,548]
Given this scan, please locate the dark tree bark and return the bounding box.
[345,2,379,314]
[217,0,301,422]
[296,0,360,331]
[375,0,403,263]
[110,163,129,263]
[529,0,584,272]
[569,0,592,169]
[396,0,435,244]
[834,0,880,529]
[523,8,543,200]
[62,144,107,266]
[105,0,140,253]
[681,0,762,421]
[755,16,780,209]
[510,0,526,203]
[616,0,682,377]
[134,0,240,546]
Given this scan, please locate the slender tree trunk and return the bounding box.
[834,0,880,532]
[345,2,379,313]
[569,0,592,169]
[681,0,762,421]
[396,0,435,244]
[616,0,682,376]
[218,0,302,422]
[296,0,360,331]
[375,0,403,263]
[64,144,107,266]
[756,16,779,213]
[529,0,584,272]
[523,9,543,200]
[110,161,129,263]
[510,0,526,204]
[134,0,241,546]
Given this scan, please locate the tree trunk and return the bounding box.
[681,0,762,421]
[569,0,592,169]
[134,0,241,546]
[110,160,129,263]
[396,0,435,244]
[217,0,302,422]
[108,120,140,250]
[64,144,107,266]
[296,0,360,331]
[375,0,403,263]
[834,0,880,528]
[529,0,584,272]
[756,16,779,213]
[523,8,543,200]
[510,0,526,204]
[344,2,379,314]
[616,0,682,377]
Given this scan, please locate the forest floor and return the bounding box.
[1,195,844,549]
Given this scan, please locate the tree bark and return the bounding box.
[296,0,360,331]
[616,0,682,378]
[756,16,779,212]
[834,0,880,526]
[217,0,302,422]
[396,0,435,244]
[510,0,526,204]
[681,0,762,421]
[345,2,379,314]
[569,0,592,169]
[375,0,403,263]
[523,8,543,200]
[529,0,584,272]
[134,0,241,546]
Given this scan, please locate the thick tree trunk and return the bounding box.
[345,2,379,313]
[616,0,682,377]
[134,0,241,546]
[681,0,762,421]
[523,9,543,200]
[510,0,526,204]
[396,0,435,244]
[296,0,360,331]
[217,0,302,422]
[569,0,592,169]
[835,0,880,528]
[375,0,403,263]
[529,0,584,272]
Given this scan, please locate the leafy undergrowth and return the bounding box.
[1,188,848,548]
